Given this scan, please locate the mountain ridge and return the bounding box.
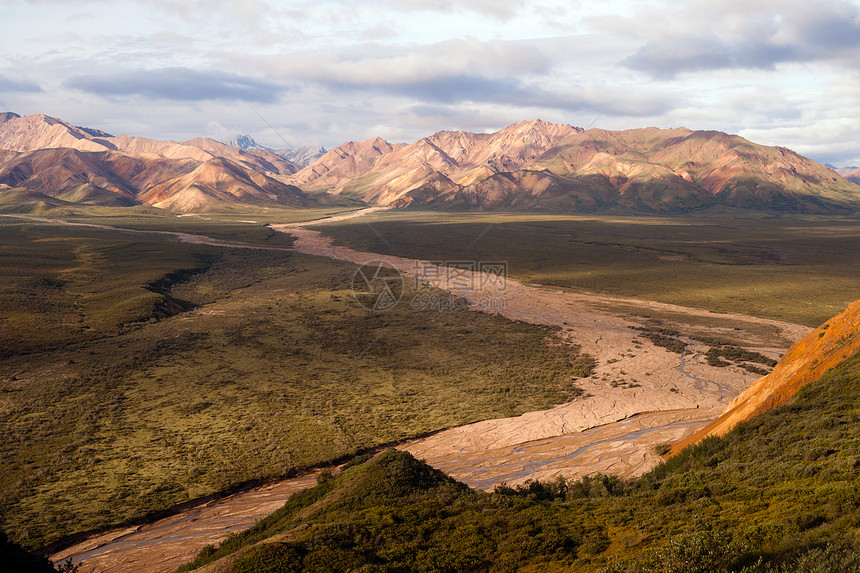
[0,114,302,177]
[292,120,860,213]
[274,144,327,167]
[1,112,859,213]
[0,113,309,211]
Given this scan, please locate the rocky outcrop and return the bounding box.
[670,298,860,454]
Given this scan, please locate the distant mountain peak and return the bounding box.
[501,118,581,135]
[224,134,265,151]
[831,165,859,176]
[509,118,568,128]
[274,144,327,167]
[222,134,328,167]
[842,167,860,185]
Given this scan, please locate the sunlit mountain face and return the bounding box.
[2,1,859,170]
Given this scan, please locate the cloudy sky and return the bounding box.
[2,0,859,165]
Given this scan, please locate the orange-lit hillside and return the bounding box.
[671,298,860,455]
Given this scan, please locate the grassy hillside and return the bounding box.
[182,347,860,572]
[0,216,590,549]
[316,211,860,326]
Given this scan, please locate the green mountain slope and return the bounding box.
[183,346,860,572]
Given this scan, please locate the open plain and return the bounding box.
[42,208,824,572]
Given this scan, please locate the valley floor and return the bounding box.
[277,213,807,486]
[49,210,809,572]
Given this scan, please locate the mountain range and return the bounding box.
[0,112,308,211]
[1,112,859,213]
[293,120,860,213]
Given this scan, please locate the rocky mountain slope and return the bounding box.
[842,167,860,185]
[2,112,858,213]
[671,298,860,454]
[0,113,307,211]
[0,113,301,177]
[292,120,860,213]
[292,120,580,204]
[274,144,327,167]
[294,137,406,195]
[223,135,327,167]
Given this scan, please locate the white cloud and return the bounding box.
[616,0,860,76]
[240,38,551,86]
[378,0,522,18]
[0,73,42,93]
[1,0,858,165]
[739,75,860,165]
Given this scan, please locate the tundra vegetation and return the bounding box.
[316,210,860,327]
[1,204,858,569]
[0,212,591,549]
[181,347,860,572]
